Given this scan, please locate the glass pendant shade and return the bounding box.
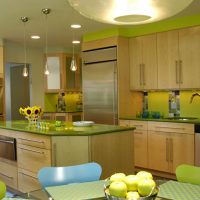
[70,57,77,71]
[44,61,49,75]
[23,64,28,77]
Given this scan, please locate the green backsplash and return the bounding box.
[44,93,82,112]
[148,91,200,118]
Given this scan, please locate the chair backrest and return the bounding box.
[0,181,6,200]
[176,164,200,185]
[38,162,102,188]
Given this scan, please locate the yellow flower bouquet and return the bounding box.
[19,106,43,127]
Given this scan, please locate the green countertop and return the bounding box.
[120,116,200,124]
[0,120,135,136]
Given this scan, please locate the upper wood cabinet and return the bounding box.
[129,34,157,90]
[157,26,200,89]
[45,53,81,93]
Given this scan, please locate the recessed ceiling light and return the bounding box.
[72,40,80,44]
[31,35,40,39]
[68,0,194,25]
[71,24,81,28]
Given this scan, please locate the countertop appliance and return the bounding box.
[195,124,200,166]
[82,46,118,125]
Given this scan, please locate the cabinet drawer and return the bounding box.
[17,133,51,149]
[17,144,51,173]
[119,120,130,127]
[148,121,194,134]
[18,168,41,193]
[0,160,18,189]
[129,120,148,130]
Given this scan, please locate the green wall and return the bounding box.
[44,93,81,112]
[148,91,200,118]
[83,13,200,42]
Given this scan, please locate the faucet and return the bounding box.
[190,92,200,103]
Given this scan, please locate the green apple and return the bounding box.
[124,175,139,191]
[110,172,126,182]
[137,178,156,196]
[109,181,127,198]
[136,171,153,180]
[126,191,140,199]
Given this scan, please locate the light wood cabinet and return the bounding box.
[45,53,81,93]
[119,120,148,169]
[157,26,200,89]
[129,120,148,169]
[148,121,194,174]
[17,133,52,193]
[129,34,157,90]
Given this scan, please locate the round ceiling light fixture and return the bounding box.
[67,0,193,25]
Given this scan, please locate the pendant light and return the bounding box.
[21,16,29,77]
[70,28,77,72]
[70,24,81,71]
[42,8,51,75]
[70,42,77,72]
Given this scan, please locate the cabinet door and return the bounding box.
[130,37,143,90]
[119,120,130,127]
[130,34,157,90]
[157,30,180,89]
[148,131,171,173]
[63,54,81,91]
[179,26,200,89]
[171,133,194,173]
[45,53,63,92]
[134,130,148,168]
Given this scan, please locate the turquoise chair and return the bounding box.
[38,162,102,188]
[176,164,200,185]
[0,181,6,200]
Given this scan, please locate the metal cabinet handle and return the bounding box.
[0,172,14,179]
[179,60,183,84]
[53,143,57,166]
[170,138,173,162]
[18,138,44,144]
[166,138,169,162]
[139,64,142,85]
[155,126,185,130]
[175,60,179,84]
[18,146,44,154]
[19,172,36,179]
[142,64,146,85]
[0,139,14,144]
[134,131,143,135]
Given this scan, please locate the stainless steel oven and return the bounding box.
[0,135,17,161]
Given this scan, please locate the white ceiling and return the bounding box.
[0,0,200,52]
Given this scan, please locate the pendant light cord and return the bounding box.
[23,21,27,68]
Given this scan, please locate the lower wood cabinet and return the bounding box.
[120,119,195,176]
[0,159,18,190]
[0,127,133,193]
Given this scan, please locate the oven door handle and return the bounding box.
[0,139,15,144]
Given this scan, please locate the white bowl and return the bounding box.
[73,121,94,127]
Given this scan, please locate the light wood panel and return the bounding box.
[0,159,18,190]
[90,130,134,179]
[129,34,157,90]
[157,30,180,89]
[179,26,200,89]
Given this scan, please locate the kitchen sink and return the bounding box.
[163,117,198,121]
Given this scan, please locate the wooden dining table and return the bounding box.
[16,179,200,200]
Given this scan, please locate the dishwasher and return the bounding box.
[195,124,200,166]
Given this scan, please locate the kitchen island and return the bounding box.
[0,120,135,193]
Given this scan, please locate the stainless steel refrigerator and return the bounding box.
[82,47,118,125]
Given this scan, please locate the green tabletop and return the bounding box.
[0,120,135,136]
[45,180,106,200]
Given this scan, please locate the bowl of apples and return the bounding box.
[104,171,159,200]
